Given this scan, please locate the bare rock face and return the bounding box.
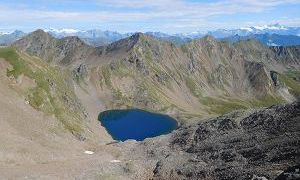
[244,61,273,96]
[275,164,300,180]
[73,63,88,80]
[129,102,300,180]
[270,46,300,68]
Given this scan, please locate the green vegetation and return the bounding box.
[144,49,152,62]
[185,76,202,97]
[0,47,31,78]
[102,68,112,88]
[112,88,132,107]
[0,47,84,135]
[199,94,285,115]
[181,44,188,53]
[279,73,300,95]
[285,70,300,80]
[28,87,48,109]
[200,97,248,115]
[184,74,250,115]
[101,64,134,107]
[144,81,170,106]
[111,61,133,77]
[249,94,285,108]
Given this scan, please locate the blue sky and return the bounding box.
[0,0,299,33]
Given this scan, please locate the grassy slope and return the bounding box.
[92,36,297,117]
[0,47,85,135]
[7,39,296,122]
[95,57,290,117]
[279,70,300,95]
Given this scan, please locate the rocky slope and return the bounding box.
[126,102,300,180]
[0,47,110,142]
[0,46,134,179]
[270,46,300,67]
[13,30,300,120]
[14,29,95,66]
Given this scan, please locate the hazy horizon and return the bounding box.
[0,0,300,33]
[1,23,299,35]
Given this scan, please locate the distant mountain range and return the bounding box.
[1,24,300,46]
[44,28,130,46]
[0,30,26,45]
[207,24,300,38]
[222,34,300,46]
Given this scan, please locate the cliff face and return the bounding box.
[127,102,300,180]
[270,45,300,67]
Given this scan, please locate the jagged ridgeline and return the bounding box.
[10,29,300,122]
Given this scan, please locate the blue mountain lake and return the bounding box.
[99,109,178,141]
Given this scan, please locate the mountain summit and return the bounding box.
[14,29,94,65]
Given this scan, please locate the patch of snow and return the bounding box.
[110,159,121,163]
[253,24,287,30]
[189,31,201,35]
[0,31,11,35]
[45,28,82,34]
[84,150,94,155]
[251,175,268,180]
[179,31,204,38]
[267,42,279,46]
[240,27,253,32]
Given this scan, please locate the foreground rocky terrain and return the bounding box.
[127,102,300,180]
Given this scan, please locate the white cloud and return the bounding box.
[0,0,299,32]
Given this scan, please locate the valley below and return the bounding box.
[0,30,299,179]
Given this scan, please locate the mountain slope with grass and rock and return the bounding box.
[0,29,298,179]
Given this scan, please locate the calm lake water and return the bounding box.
[99,109,178,141]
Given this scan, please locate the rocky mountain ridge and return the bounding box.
[14,29,95,66]
[222,33,300,46]
[13,30,300,119]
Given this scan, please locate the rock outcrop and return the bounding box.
[128,102,300,180]
[270,46,300,68]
